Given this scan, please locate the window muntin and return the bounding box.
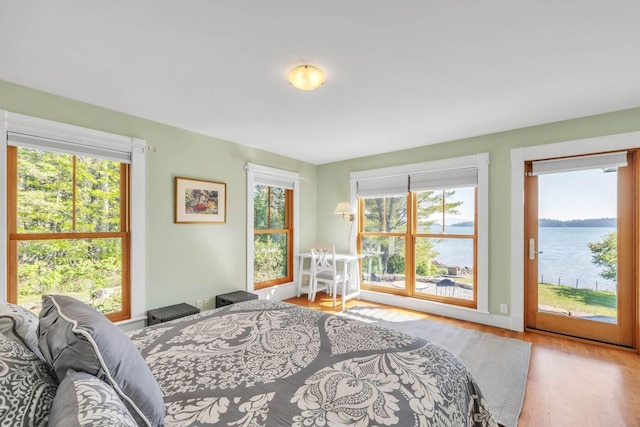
[8,146,130,320]
[253,184,293,289]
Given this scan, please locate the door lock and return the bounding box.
[528,238,543,260]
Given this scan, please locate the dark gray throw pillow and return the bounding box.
[38,295,165,427]
[0,332,57,426]
[49,370,138,427]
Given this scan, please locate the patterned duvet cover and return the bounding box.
[128,300,499,427]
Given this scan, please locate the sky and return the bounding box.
[427,167,618,224]
[538,168,617,221]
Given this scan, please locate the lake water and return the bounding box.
[431,226,617,292]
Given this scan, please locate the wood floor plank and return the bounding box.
[284,295,640,426]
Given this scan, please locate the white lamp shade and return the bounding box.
[288,65,325,91]
[334,202,352,215]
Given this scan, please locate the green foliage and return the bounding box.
[587,232,617,281]
[15,148,123,314]
[538,283,616,317]
[415,238,441,276]
[253,234,287,283]
[362,189,464,277]
[90,288,122,314]
[386,254,405,274]
[254,185,287,230]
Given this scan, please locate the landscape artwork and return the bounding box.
[175,177,226,223]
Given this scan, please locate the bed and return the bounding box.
[0,296,499,426]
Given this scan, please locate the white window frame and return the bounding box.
[350,153,491,323]
[246,163,300,300]
[511,131,640,332]
[0,110,147,325]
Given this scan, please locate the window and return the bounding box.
[2,111,146,324]
[246,163,299,292]
[353,154,488,311]
[360,195,408,293]
[7,139,130,320]
[253,184,293,288]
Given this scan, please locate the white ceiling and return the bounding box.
[2,1,639,165]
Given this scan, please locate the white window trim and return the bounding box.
[350,153,494,326]
[510,131,640,332]
[0,110,146,323]
[245,163,300,300]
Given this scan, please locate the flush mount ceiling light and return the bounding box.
[287,65,325,91]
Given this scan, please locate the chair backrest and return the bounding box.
[310,244,336,277]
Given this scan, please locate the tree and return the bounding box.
[587,232,617,281]
[362,189,463,277]
[253,185,289,283]
[15,148,123,312]
[253,235,286,282]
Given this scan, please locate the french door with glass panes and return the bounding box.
[524,151,635,346]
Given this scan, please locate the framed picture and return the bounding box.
[175,177,226,224]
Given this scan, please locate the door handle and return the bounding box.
[528,238,543,260]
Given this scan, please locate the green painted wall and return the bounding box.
[317,107,640,315]
[0,80,318,310]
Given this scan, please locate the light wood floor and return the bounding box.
[285,295,640,427]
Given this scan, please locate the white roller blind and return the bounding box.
[531,152,627,176]
[246,163,298,190]
[409,168,477,191]
[255,175,294,190]
[356,175,408,197]
[7,132,131,164]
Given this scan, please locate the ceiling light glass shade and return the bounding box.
[288,65,325,91]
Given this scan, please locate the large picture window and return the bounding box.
[7,133,131,321]
[354,154,488,310]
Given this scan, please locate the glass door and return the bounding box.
[525,152,635,346]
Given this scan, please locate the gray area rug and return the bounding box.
[340,307,531,427]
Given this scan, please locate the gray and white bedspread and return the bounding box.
[128,300,498,427]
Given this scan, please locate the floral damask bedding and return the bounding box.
[128,299,499,427]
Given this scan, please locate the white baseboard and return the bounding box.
[258,285,522,332]
[360,290,518,331]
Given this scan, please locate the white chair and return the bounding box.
[310,244,348,308]
[296,254,314,300]
[296,246,331,301]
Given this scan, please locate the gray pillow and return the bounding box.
[0,332,57,426]
[0,300,44,359]
[49,370,138,427]
[38,295,165,427]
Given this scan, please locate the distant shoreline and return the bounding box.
[537,218,616,228]
[449,217,616,228]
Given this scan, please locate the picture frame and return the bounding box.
[175,176,226,224]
